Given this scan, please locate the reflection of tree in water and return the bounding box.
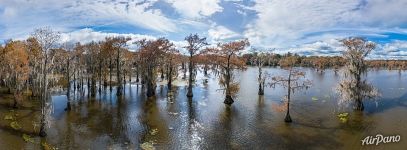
[336,37,380,111]
[54,93,139,148]
[40,94,53,137]
[114,96,131,143]
[256,95,266,121]
[186,97,201,149]
[61,109,74,149]
[139,96,169,147]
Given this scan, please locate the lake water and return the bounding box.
[1,67,406,150]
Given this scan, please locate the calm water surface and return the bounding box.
[1,67,406,150]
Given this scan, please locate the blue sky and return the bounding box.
[0,0,406,59]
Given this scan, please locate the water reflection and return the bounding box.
[1,68,406,149]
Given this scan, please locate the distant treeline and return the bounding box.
[242,52,407,71]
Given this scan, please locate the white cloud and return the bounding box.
[166,0,223,18]
[0,0,406,59]
[244,0,359,47]
[272,39,407,60]
[208,24,240,42]
[60,28,190,51]
[0,0,177,40]
[273,39,344,56]
[236,9,247,16]
[244,0,407,48]
[373,40,407,59]
[354,0,407,26]
[61,28,155,43]
[77,0,177,32]
[60,28,156,50]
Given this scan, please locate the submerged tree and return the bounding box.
[96,41,107,93]
[269,56,312,122]
[82,42,100,97]
[123,49,136,85]
[336,37,380,111]
[250,49,271,95]
[60,42,75,110]
[73,43,86,95]
[101,39,115,91]
[31,27,60,137]
[26,37,43,97]
[111,37,131,96]
[312,56,329,73]
[136,38,174,97]
[164,48,180,90]
[209,39,250,105]
[184,34,208,97]
[3,40,30,108]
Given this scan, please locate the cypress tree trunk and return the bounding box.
[187,56,193,97]
[99,60,102,93]
[146,67,155,97]
[73,67,76,93]
[129,67,132,83]
[167,66,173,90]
[66,59,71,111]
[285,70,292,123]
[161,68,165,80]
[116,48,122,96]
[109,58,112,91]
[136,69,139,83]
[258,67,264,95]
[91,76,96,97]
[355,74,364,111]
[224,56,234,105]
[40,54,48,137]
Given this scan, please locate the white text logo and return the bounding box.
[361,134,401,145]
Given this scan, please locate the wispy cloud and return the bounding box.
[244,0,407,47]
[208,24,240,42]
[60,28,190,51]
[165,0,223,18]
[0,0,406,58]
[0,0,178,39]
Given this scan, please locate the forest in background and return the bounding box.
[242,52,407,71]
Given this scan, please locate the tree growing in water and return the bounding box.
[163,47,180,90]
[101,39,115,91]
[184,34,208,97]
[136,38,174,97]
[311,56,329,73]
[250,49,272,95]
[60,42,75,111]
[26,37,43,97]
[122,49,136,87]
[336,37,380,111]
[270,56,312,122]
[81,42,100,97]
[209,39,250,105]
[2,40,30,108]
[31,27,60,137]
[111,37,131,96]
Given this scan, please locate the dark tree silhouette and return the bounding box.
[184,34,208,97]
